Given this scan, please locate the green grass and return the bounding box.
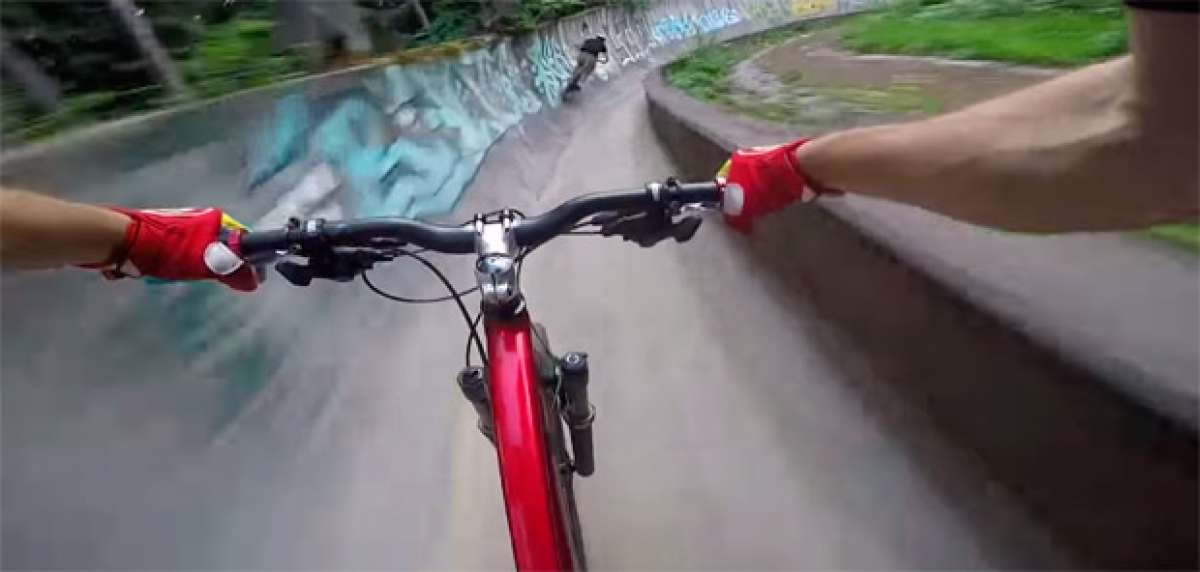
[1146,225,1200,254]
[716,84,940,130]
[664,43,747,102]
[667,26,940,130]
[665,28,809,103]
[841,10,1127,66]
[809,85,940,115]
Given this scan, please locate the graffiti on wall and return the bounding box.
[606,10,656,65]
[529,36,575,103]
[651,15,697,43]
[250,0,882,221]
[250,39,556,219]
[696,7,743,33]
[837,0,888,12]
[791,0,836,17]
[743,0,793,24]
[650,7,741,44]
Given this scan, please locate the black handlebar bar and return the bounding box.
[241,218,476,256]
[240,180,723,258]
[511,182,722,247]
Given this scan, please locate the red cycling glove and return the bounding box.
[83,207,259,292]
[720,138,820,233]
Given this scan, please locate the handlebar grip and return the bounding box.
[239,229,289,259]
[664,181,723,206]
[673,181,720,193]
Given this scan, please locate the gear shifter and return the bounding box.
[274,248,395,286]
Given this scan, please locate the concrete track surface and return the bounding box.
[5,66,1081,568]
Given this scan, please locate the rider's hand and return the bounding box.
[719,138,824,233]
[83,207,259,292]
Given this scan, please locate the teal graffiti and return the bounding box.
[695,7,741,33]
[648,7,742,43]
[247,94,310,189]
[652,15,697,43]
[252,39,558,220]
[530,36,574,102]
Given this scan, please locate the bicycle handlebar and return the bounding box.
[240,180,724,258]
[241,218,476,256]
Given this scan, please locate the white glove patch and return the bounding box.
[204,242,245,276]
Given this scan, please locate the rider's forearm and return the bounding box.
[797,55,1198,232]
[0,190,131,269]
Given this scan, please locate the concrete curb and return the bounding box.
[645,34,1197,569]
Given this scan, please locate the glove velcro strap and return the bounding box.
[77,215,141,275]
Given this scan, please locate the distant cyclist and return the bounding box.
[565,25,608,95]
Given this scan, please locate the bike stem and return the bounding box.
[472,210,523,316]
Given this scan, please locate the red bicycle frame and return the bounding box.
[486,311,576,570]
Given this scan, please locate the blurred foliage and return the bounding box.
[1,88,154,143]
[2,0,647,143]
[493,0,591,33]
[664,41,744,102]
[668,25,941,130]
[180,18,308,99]
[840,0,1127,66]
[410,0,646,46]
[410,0,483,46]
[1147,225,1200,254]
[909,0,1123,18]
[2,1,308,143]
[1,1,197,93]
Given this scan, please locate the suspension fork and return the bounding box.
[559,352,595,476]
[457,333,597,479]
[457,366,494,444]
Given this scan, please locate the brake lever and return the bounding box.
[596,208,704,248]
[275,260,314,286]
[274,248,394,286]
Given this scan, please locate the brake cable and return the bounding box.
[362,270,479,304]
[360,249,487,367]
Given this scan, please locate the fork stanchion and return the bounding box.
[560,352,595,476]
[457,367,495,445]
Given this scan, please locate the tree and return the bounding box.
[0,1,194,96]
[106,0,190,100]
[0,32,61,112]
[275,0,372,56]
[409,0,431,30]
[481,0,519,30]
